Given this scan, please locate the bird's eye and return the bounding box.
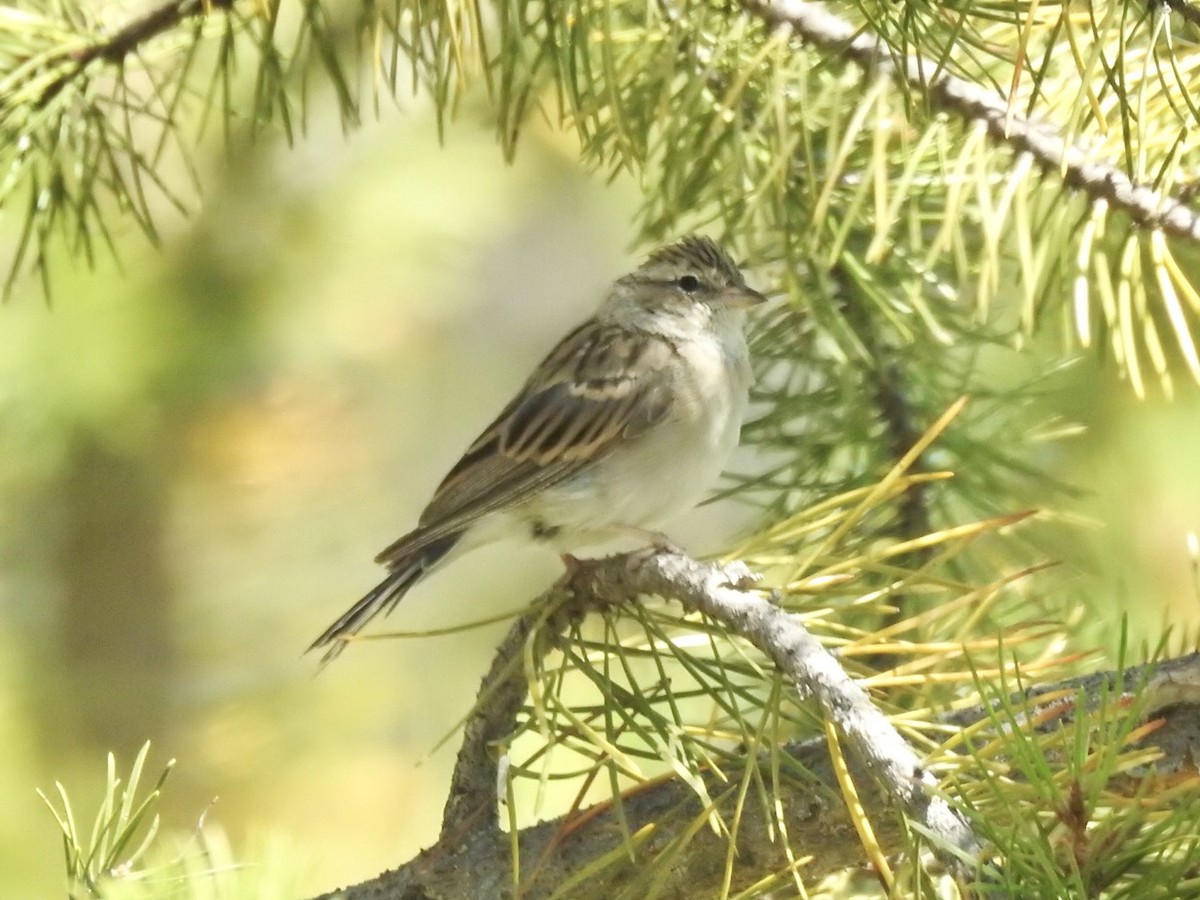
[677,274,701,292]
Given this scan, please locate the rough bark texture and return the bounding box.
[322,734,892,899]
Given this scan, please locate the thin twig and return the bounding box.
[831,261,933,567]
[1159,0,1200,29]
[30,0,232,109]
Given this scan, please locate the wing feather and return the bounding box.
[374,321,677,566]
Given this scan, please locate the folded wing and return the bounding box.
[375,321,678,566]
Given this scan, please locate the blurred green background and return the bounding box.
[2,94,1200,896]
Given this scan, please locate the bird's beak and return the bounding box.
[719,285,769,309]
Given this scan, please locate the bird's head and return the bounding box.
[622,235,767,315]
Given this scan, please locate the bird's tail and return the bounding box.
[309,533,461,663]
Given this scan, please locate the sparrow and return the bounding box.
[311,235,765,660]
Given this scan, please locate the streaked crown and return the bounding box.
[622,235,765,309]
[644,235,742,280]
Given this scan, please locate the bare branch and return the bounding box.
[599,550,983,872]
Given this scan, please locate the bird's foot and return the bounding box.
[559,551,587,578]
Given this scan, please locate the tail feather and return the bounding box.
[309,534,461,662]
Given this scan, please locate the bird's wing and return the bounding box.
[375,320,678,566]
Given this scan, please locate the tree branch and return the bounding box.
[318,549,991,898]
[944,650,1200,732]
[439,596,587,839]
[314,549,1200,898]
[603,551,983,873]
[322,730,906,899]
[740,0,1200,243]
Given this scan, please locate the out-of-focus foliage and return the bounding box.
[0,99,639,895]
[40,742,307,899]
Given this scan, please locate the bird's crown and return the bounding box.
[639,235,743,285]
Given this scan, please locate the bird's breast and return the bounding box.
[525,325,752,537]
